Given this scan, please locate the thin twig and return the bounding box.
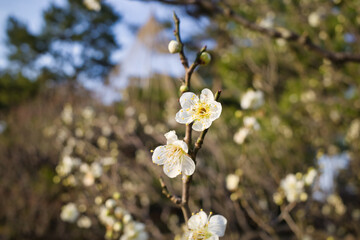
[173,12,189,69]
[240,199,277,237]
[159,177,182,205]
[160,0,360,64]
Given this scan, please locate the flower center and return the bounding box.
[190,228,212,240]
[194,103,210,118]
[165,145,184,165]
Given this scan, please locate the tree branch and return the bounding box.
[157,0,360,64]
[173,12,189,69]
[159,177,182,205]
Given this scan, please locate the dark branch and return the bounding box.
[159,177,182,205]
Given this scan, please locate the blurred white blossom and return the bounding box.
[226,174,240,191]
[308,12,321,27]
[61,203,79,223]
[120,221,148,240]
[77,216,92,228]
[304,168,317,186]
[61,104,73,125]
[241,89,264,110]
[280,174,306,203]
[233,117,260,145]
[83,0,101,11]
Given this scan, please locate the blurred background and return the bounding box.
[0,0,360,239]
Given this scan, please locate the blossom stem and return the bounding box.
[173,12,189,69]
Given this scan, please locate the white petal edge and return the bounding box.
[209,101,222,121]
[188,210,208,230]
[152,146,167,165]
[207,236,219,240]
[175,109,193,124]
[173,140,188,153]
[181,154,195,176]
[192,120,205,132]
[200,88,214,103]
[165,130,178,144]
[208,215,227,237]
[180,92,199,109]
[163,161,182,178]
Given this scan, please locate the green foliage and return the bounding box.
[6,0,120,81]
[0,0,120,110]
[0,71,40,110]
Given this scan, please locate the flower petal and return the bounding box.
[188,210,208,230]
[163,160,182,178]
[207,235,219,240]
[208,215,227,237]
[192,118,213,132]
[152,146,167,165]
[181,154,195,176]
[173,140,188,153]
[175,109,193,124]
[209,101,222,121]
[164,130,178,144]
[180,92,199,109]
[200,88,214,103]
[192,120,205,132]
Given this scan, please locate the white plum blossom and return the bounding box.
[280,174,306,203]
[186,210,227,240]
[83,0,101,11]
[226,174,240,191]
[304,168,317,186]
[98,206,116,227]
[105,198,117,209]
[233,117,260,145]
[61,104,73,124]
[243,116,260,130]
[175,88,222,132]
[152,131,195,178]
[233,128,250,145]
[56,156,81,177]
[80,162,103,186]
[120,221,149,240]
[77,216,92,228]
[60,203,79,223]
[308,11,322,27]
[241,89,264,110]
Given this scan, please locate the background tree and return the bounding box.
[0,0,120,110]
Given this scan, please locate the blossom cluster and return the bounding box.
[98,198,148,240]
[273,168,317,205]
[60,197,148,240]
[53,104,148,239]
[152,88,222,178]
[233,89,264,145]
[152,43,227,238]
[52,105,117,187]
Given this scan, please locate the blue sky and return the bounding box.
[0,0,210,103]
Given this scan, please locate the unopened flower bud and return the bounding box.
[168,40,181,54]
[112,192,121,200]
[199,52,211,65]
[179,84,188,93]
